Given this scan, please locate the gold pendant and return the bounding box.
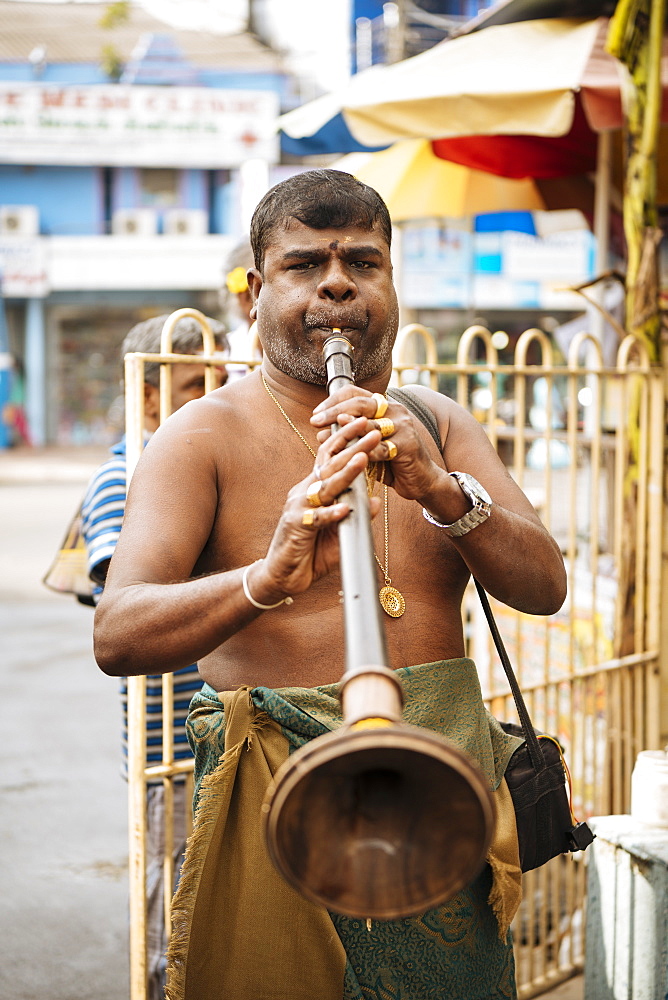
[379,585,406,618]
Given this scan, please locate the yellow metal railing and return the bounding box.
[124,319,664,999]
[394,323,663,996]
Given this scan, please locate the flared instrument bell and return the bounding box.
[263,722,496,920]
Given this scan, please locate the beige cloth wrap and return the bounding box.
[167,665,522,1000]
[167,688,346,1000]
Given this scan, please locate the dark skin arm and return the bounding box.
[94,379,565,679]
[94,406,381,676]
[311,383,566,615]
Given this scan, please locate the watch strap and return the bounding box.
[422,503,491,536]
[423,472,492,536]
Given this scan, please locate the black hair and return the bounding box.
[250,169,392,271]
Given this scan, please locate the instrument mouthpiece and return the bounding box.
[323,332,354,390]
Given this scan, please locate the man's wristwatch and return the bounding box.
[422,472,493,537]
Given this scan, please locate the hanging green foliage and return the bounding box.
[607,0,666,363]
[98,1,130,31]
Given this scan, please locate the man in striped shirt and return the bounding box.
[81,313,227,1000]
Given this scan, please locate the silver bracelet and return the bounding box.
[242,560,294,610]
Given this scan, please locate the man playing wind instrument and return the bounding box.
[94,169,566,1000]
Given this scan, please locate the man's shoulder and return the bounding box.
[178,372,259,417]
[393,383,452,406]
[137,377,260,475]
[156,373,260,436]
[391,383,460,422]
[390,384,481,454]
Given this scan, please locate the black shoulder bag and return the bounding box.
[388,386,595,871]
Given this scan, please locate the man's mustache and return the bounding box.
[303,310,368,332]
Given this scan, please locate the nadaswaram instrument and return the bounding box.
[262,332,497,920]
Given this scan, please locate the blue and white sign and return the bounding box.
[401,221,596,310]
[0,83,280,168]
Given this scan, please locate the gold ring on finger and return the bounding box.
[302,509,315,526]
[371,392,388,419]
[306,480,324,507]
[376,417,395,439]
[386,440,398,461]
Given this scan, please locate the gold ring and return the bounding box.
[371,392,388,419]
[386,440,398,461]
[375,417,395,439]
[306,480,324,507]
[302,509,315,526]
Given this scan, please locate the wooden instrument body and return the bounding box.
[262,335,496,919]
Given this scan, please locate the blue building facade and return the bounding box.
[0,2,287,445]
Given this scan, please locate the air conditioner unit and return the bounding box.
[111,209,158,236]
[0,204,39,236]
[163,209,208,237]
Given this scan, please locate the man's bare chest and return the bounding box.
[196,431,468,608]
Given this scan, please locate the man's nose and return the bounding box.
[317,260,357,301]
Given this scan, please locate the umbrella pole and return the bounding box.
[589,129,612,346]
[580,130,614,440]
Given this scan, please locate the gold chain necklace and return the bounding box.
[261,373,405,617]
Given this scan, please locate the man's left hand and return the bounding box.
[311,385,446,503]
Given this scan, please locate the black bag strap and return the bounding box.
[472,580,546,772]
[389,385,547,773]
[387,386,441,448]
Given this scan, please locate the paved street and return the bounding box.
[1,447,129,1000]
[0,445,583,1000]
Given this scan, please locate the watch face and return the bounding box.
[455,473,492,506]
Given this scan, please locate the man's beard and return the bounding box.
[261,305,399,386]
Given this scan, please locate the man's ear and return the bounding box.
[247,268,262,320]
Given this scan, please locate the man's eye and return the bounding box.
[351,260,375,269]
[288,261,315,270]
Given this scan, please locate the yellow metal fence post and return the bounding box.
[392,320,663,995]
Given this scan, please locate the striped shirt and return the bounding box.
[81,437,201,780]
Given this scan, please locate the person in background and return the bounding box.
[2,357,31,446]
[81,313,227,1000]
[219,237,262,381]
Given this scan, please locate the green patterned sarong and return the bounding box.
[168,659,522,1000]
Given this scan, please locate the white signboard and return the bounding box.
[400,221,596,310]
[503,230,596,283]
[0,237,49,297]
[0,83,280,168]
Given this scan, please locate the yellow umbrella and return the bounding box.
[332,139,546,222]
